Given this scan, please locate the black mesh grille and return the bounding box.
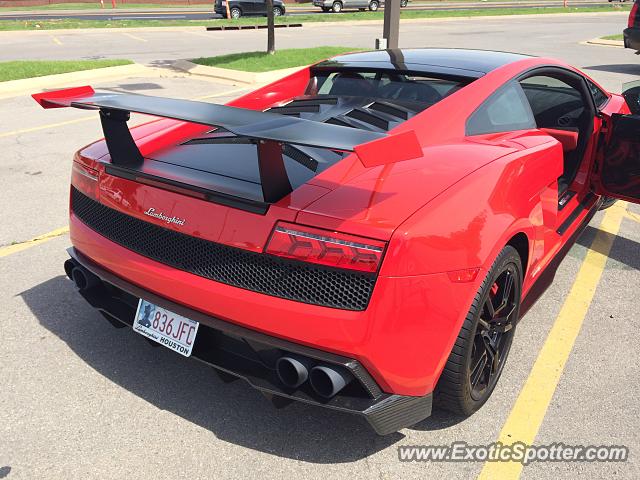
[71,187,376,310]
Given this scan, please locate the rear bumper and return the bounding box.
[624,27,640,50]
[66,247,432,435]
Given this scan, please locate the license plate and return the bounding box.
[133,299,199,357]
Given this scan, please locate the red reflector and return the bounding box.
[265,222,386,273]
[447,268,481,283]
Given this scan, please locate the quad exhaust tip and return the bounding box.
[309,365,353,398]
[276,356,313,389]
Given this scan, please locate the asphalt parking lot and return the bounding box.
[1,12,640,480]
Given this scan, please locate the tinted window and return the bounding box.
[466,82,536,136]
[309,70,468,106]
[520,75,585,129]
[586,78,609,108]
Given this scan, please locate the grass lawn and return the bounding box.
[0,59,133,82]
[0,5,630,31]
[0,3,190,10]
[192,46,362,72]
[602,34,624,41]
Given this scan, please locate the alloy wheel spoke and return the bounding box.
[470,351,488,388]
[494,271,514,315]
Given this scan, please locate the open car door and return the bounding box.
[593,80,640,204]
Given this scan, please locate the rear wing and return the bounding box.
[33,86,422,201]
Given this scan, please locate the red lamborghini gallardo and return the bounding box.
[33,49,640,434]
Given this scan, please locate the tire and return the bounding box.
[273,6,283,16]
[331,1,342,12]
[230,7,241,18]
[369,0,379,11]
[435,245,522,416]
[599,197,618,210]
[401,0,408,6]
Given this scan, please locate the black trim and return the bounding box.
[66,247,433,435]
[104,164,269,215]
[556,192,595,235]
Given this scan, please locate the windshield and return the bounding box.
[306,69,469,106]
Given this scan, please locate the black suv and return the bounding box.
[214,0,286,18]
[624,0,640,51]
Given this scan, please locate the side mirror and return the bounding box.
[622,80,640,115]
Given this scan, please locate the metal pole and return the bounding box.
[266,0,275,54]
[382,0,401,49]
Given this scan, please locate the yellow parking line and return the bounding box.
[477,202,626,480]
[0,116,95,139]
[625,209,640,224]
[51,36,63,46]
[0,226,69,258]
[193,86,250,100]
[122,32,148,42]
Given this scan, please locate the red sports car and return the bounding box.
[33,49,640,435]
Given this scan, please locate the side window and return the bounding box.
[466,82,536,136]
[520,75,585,129]
[586,78,609,108]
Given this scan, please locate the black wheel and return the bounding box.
[435,245,522,415]
[369,0,379,11]
[273,6,283,16]
[331,1,342,12]
[400,0,408,6]
[599,197,618,210]
[230,7,241,18]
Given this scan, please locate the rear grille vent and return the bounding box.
[71,187,376,311]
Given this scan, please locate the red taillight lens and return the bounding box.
[265,222,386,273]
[71,155,99,199]
[630,2,638,28]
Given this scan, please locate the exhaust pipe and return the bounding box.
[64,259,76,280]
[309,365,353,398]
[71,265,100,292]
[276,355,313,389]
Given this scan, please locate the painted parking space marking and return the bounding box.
[476,202,627,480]
[0,116,94,139]
[0,226,69,258]
[122,32,148,43]
[51,36,63,46]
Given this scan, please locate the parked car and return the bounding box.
[214,0,285,18]
[624,0,640,51]
[313,0,408,13]
[33,48,640,435]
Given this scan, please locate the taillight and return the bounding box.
[71,154,99,199]
[630,2,638,28]
[265,222,386,273]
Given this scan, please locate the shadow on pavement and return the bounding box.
[20,276,417,463]
[583,64,640,75]
[576,225,640,271]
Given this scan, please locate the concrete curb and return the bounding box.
[585,37,624,47]
[172,59,303,85]
[0,63,155,99]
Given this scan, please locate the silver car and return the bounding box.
[313,0,408,13]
